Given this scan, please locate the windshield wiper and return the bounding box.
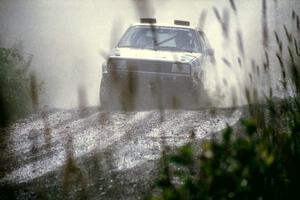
[156,35,177,46]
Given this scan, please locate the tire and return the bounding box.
[189,81,211,109]
[99,75,119,110]
[99,74,137,111]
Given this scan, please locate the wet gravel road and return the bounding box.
[0,107,243,199]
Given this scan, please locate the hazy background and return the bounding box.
[0,0,299,109]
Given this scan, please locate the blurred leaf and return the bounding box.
[241,118,257,136]
[169,144,193,166]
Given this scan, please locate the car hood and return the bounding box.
[109,47,202,63]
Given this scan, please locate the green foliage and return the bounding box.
[0,45,39,127]
[150,96,300,199]
[149,14,300,200]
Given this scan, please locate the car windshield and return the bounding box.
[118,26,202,53]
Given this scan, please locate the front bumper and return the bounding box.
[102,71,194,87]
[100,71,207,110]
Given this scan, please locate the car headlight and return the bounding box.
[102,63,108,73]
[110,49,120,56]
[109,59,127,70]
[171,63,190,74]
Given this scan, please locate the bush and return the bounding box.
[150,103,300,199]
[0,45,39,127]
[149,88,300,199]
[149,13,300,200]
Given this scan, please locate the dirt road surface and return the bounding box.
[0,107,243,199]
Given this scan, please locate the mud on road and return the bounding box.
[0,107,243,199]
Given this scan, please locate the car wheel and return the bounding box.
[99,76,118,110]
[191,81,210,109]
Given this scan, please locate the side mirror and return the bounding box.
[207,48,214,56]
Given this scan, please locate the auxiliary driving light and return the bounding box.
[171,63,190,74]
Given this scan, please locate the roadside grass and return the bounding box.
[148,7,300,200]
[0,44,40,127]
[0,43,42,180]
[148,94,300,199]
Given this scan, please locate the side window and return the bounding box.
[193,31,204,53]
[199,31,212,51]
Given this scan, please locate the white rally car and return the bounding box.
[100,18,214,110]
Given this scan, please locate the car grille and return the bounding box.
[110,59,173,73]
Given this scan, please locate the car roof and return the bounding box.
[131,23,201,31]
